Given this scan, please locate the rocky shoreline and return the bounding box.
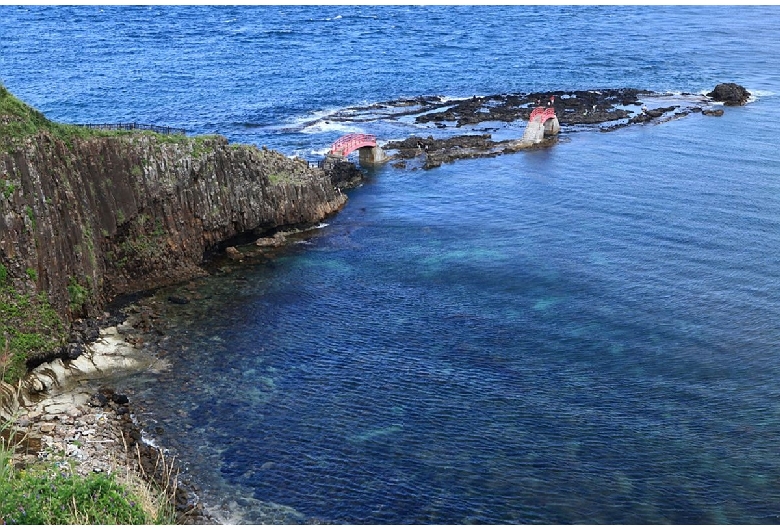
[3,311,215,523]
[2,213,360,524]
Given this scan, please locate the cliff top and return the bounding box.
[0,85,188,150]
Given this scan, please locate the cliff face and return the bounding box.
[0,132,347,331]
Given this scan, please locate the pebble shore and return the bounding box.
[5,316,215,524]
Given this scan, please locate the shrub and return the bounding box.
[0,283,65,384]
[67,277,89,313]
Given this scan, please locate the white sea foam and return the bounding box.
[301,120,362,135]
[746,89,775,103]
[287,107,342,127]
[141,431,160,448]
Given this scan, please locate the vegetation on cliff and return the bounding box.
[0,83,184,151]
[0,264,66,383]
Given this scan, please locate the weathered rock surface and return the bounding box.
[707,83,751,106]
[385,133,556,169]
[2,316,213,523]
[411,88,643,128]
[0,132,351,367]
[320,154,366,189]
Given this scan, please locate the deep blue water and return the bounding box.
[3,5,780,524]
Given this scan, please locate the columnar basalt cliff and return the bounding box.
[0,90,351,374]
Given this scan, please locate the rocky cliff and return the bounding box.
[0,87,351,377]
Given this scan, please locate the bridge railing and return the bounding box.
[330,133,377,157]
[529,107,557,124]
[74,122,187,136]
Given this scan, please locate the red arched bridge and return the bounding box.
[329,133,377,157]
[521,106,560,144]
[528,107,557,124]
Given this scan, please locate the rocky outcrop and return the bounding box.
[0,131,350,368]
[707,83,751,106]
[381,84,746,170]
[320,155,366,189]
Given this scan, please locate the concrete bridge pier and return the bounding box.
[521,121,546,144]
[544,116,560,136]
[358,145,388,165]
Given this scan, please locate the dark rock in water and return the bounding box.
[255,233,286,247]
[707,83,751,106]
[384,132,555,170]
[703,108,725,117]
[225,246,244,261]
[411,88,641,128]
[628,105,679,124]
[168,295,190,305]
[89,392,109,407]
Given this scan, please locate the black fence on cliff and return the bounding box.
[75,122,187,135]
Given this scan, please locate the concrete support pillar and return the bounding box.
[544,116,560,136]
[358,145,388,165]
[521,121,546,144]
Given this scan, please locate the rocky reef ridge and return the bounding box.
[370,84,751,169]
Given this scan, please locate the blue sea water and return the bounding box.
[2,5,780,524]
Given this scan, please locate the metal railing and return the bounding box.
[74,122,186,136]
[529,107,557,124]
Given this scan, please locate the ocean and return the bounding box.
[2,5,780,524]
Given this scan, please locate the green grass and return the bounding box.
[1,179,14,200]
[0,283,65,384]
[0,83,187,151]
[268,172,290,184]
[0,433,173,524]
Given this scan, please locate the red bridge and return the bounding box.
[528,107,557,124]
[329,133,377,157]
